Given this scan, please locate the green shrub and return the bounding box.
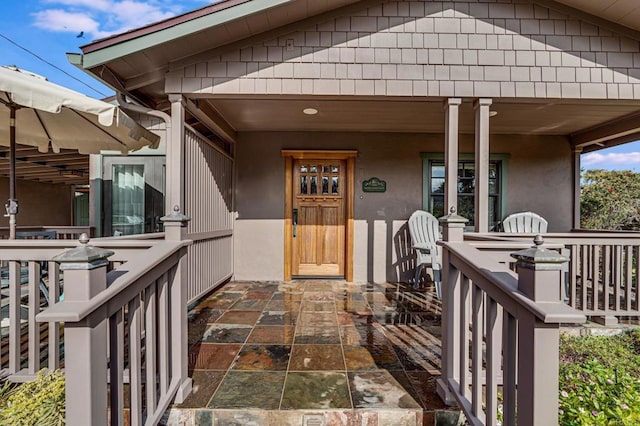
[0,369,65,425]
[559,332,640,425]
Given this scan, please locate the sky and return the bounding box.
[0,0,639,171]
[0,0,210,97]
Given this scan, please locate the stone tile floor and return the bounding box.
[164,280,460,425]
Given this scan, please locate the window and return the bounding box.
[111,164,145,236]
[422,154,509,230]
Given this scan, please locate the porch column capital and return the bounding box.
[443,98,462,108]
[474,98,493,109]
[167,93,185,104]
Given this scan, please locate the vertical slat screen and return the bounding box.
[184,128,234,303]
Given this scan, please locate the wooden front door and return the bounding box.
[292,159,345,276]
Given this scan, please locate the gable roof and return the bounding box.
[81,0,640,59]
[73,0,640,106]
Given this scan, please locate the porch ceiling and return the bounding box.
[199,96,640,136]
[0,145,89,186]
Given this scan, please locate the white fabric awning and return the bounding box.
[0,66,160,154]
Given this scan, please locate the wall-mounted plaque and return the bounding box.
[362,177,386,193]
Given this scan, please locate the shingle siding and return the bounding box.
[167,0,640,99]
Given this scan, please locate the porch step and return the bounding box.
[163,407,423,425]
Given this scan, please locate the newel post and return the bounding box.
[52,233,113,426]
[161,205,192,402]
[511,235,568,426]
[436,207,468,405]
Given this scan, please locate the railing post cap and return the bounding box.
[160,205,191,227]
[510,235,568,269]
[439,207,469,226]
[52,233,114,270]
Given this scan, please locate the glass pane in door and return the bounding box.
[112,164,145,235]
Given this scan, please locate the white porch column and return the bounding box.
[167,94,185,215]
[572,147,583,229]
[444,99,462,215]
[474,99,492,232]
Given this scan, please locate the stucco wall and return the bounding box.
[233,131,572,282]
[0,178,72,227]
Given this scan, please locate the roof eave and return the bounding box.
[79,0,297,69]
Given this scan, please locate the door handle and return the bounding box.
[292,209,298,238]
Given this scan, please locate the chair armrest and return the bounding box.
[412,243,434,253]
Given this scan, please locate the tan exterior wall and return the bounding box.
[0,178,72,227]
[233,131,571,282]
[168,0,640,100]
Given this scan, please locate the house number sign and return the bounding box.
[362,177,386,193]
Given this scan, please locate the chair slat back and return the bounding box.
[502,211,548,233]
[408,210,441,246]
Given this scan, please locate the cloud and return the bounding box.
[34,0,190,39]
[583,152,640,168]
[109,1,177,29]
[33,9,101,34]
[42,0,112,12]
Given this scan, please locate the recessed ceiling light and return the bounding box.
[303,108,318,115]
[489,110,498,117]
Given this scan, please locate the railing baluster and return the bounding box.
[471,284,483,420]
[485,297,500,426]
[633,246,640,311]
[581,245,589,310]
[502,311,517,426]
[459,275,471,401]
[603,246,611,312]
[48,262,60,371]
[128,297,142,426]
[592,245,600,313]
[570,244,577,307]
[626,246,633,312]
[8,260,21,374]
[145,283,158,415]
[109,310,125,426]
[615,246,622,311]
[158,272,170,395]
[28,262,41,374]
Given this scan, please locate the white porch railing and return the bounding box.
[437,214,586,426]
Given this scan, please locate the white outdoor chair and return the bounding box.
[501,211,568,299]
[408,210,442,299]
[501,211,548,233]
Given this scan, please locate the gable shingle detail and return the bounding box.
[168,0,640,100]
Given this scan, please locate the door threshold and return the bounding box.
[292,275,345,280]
